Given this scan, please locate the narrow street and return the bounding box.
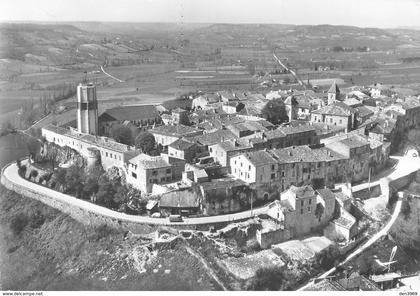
[298,149,420,291]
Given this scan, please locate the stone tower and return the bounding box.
[77,82,98,135]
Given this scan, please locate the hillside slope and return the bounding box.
[0,186,221,290]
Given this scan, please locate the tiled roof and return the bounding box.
[199,178,247,190]
[278,124,316,135]
[99,105,160,122]
[42,124,137,154]
[243,150,278,166]
[312,102,356,116]
[355,105,374,117]
[150,124,202,137]
[191,129,237,146]
[159,190,200,208]
[288,185,316,199]
[168,138,196,150]
[212,141,252,152]
[317,188,336,200]
[338,135,370,149]
[270,145,347,163]
[304,279,345,291]
[129,153,171,169]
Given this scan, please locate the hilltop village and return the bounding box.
[29,80,419,251]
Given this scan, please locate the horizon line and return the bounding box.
[0,20,417,30]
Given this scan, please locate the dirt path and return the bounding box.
[184,245,228,291]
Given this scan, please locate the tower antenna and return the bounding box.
[83,71,88,83]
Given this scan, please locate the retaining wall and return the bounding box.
[1,163,238,234]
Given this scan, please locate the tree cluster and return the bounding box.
[261,98,289,125]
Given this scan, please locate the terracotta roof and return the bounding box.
[212,141,252,152]
[99,105,160,122]
[288,185,316,199]
[270,145,347,163]
[317,188,336,200]
[243,150,277,166]
[168,138,196,150]
[129,154,171,169]
[304,279,345,291]
[159,190,200,208]
[279,124,316,135]
[150,124,202,137]
[199,178,247,190]
[338,135,370,149]
[191,129,237,146]
[312,102,356,116]
[42,124,138,154]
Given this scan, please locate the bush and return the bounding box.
[28,209,46,228]
[10,214,29,235]
[18,165,27,177]
[248,266,286,290]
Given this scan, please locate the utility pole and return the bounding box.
[250,194,253,217]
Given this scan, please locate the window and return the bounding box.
[241,162,243,167]
[106,152,108,157]
[301,209,303,215]
[131,172,137,179]
[209,148,213,153]
[309,199,312,205]
[166,169,171,174]
[301,200,304,206]
[339,119,342,124]
[282,171,285,177]
[249,165,251,171]
[161,178,165,182]
[307,206,311,213]
[271,164,275,170]
[308,175,310,180]
[271,173,275,179]
[260,175,263,181]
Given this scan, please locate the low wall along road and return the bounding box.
[1,161,267,233]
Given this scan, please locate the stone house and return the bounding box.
[197,178,251,216]
[168,138,198,163]
[230,146,349,199]
[311,102,358,131]
[126,153,173,193]
[42,125,139,171]
[159,189,200,216]
[150,124,203,147]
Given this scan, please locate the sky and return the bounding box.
[1,0,420,28]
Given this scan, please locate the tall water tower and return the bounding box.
[77,82,98,135]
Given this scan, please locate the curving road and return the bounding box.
[100,65,124,83]
[1,160,267,226]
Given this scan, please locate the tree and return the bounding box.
[29,169,38,181]
[135,132,155,155]
[96,175,116,208]
[249,266,286,290]
[113,185,128,209]
[65,166,84,198]
[83,173,100,199]
[261,98,289,124]
[26,137,40,161]
[110,124,133,145]
[53,168,67,192]
[10,214,29,235]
